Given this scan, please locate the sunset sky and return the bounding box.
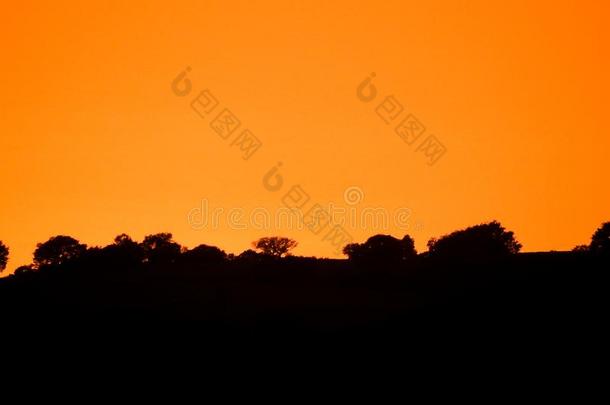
[1,0,609,274]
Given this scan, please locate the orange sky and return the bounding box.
[1,0,609,274]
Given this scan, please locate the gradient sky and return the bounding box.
[1,0,609,274]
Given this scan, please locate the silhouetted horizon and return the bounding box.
[2,220,608,276]
[1,220,608,332]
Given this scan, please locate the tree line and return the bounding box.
[0,220,608,274]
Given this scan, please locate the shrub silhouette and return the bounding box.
[14,264,34,276]
[114,233,137,248]
[182,244,227,266]
[0,241,8,272]
[140,233,182,265]
[343,234,416,265]
[252,237,298,257]
[236,249,264,262]
[589,222,610,255]
[98,234,145,267]
[33,236,87,268]
[427,221,521,261]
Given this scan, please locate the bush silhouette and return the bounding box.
[98,234,145,267]
[343,234,416,265]
[427,221,521,261]
[114,233,137,248]
[140,233,182,265]
[0,241,8,272]
[235,249,264,263]
[182,244,227,266]
[14,264,34,276]
[589,222,610,255]
[252,237,298,257]
[33,236,87,268]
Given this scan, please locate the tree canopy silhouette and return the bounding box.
[343,234,416,265]
[252,237,298,257]
[427,221,521,261]
[0,241,8,272]
[33,236,87,268]
[589,222,610,255]
[182,244,227,266]
[114,233,137,247]
[14,265,34,276]
[140,233,182,264]
[237,249,262,261]
[98,234,145,266]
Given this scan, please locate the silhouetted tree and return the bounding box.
[236,249,262,261]
[14,265,34,276]
[0,241,8,272]
[427,221,521,261]
[113,234,143,256]
[589,222,610,255]
[98,234,145,268]
[252,237,298,258]
[33,236,87,268]
[182,244,227,266]
[114,233,135,247]
[140,233,181,264]
[343,234,417,265]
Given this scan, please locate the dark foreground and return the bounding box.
[1,252,607,336]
